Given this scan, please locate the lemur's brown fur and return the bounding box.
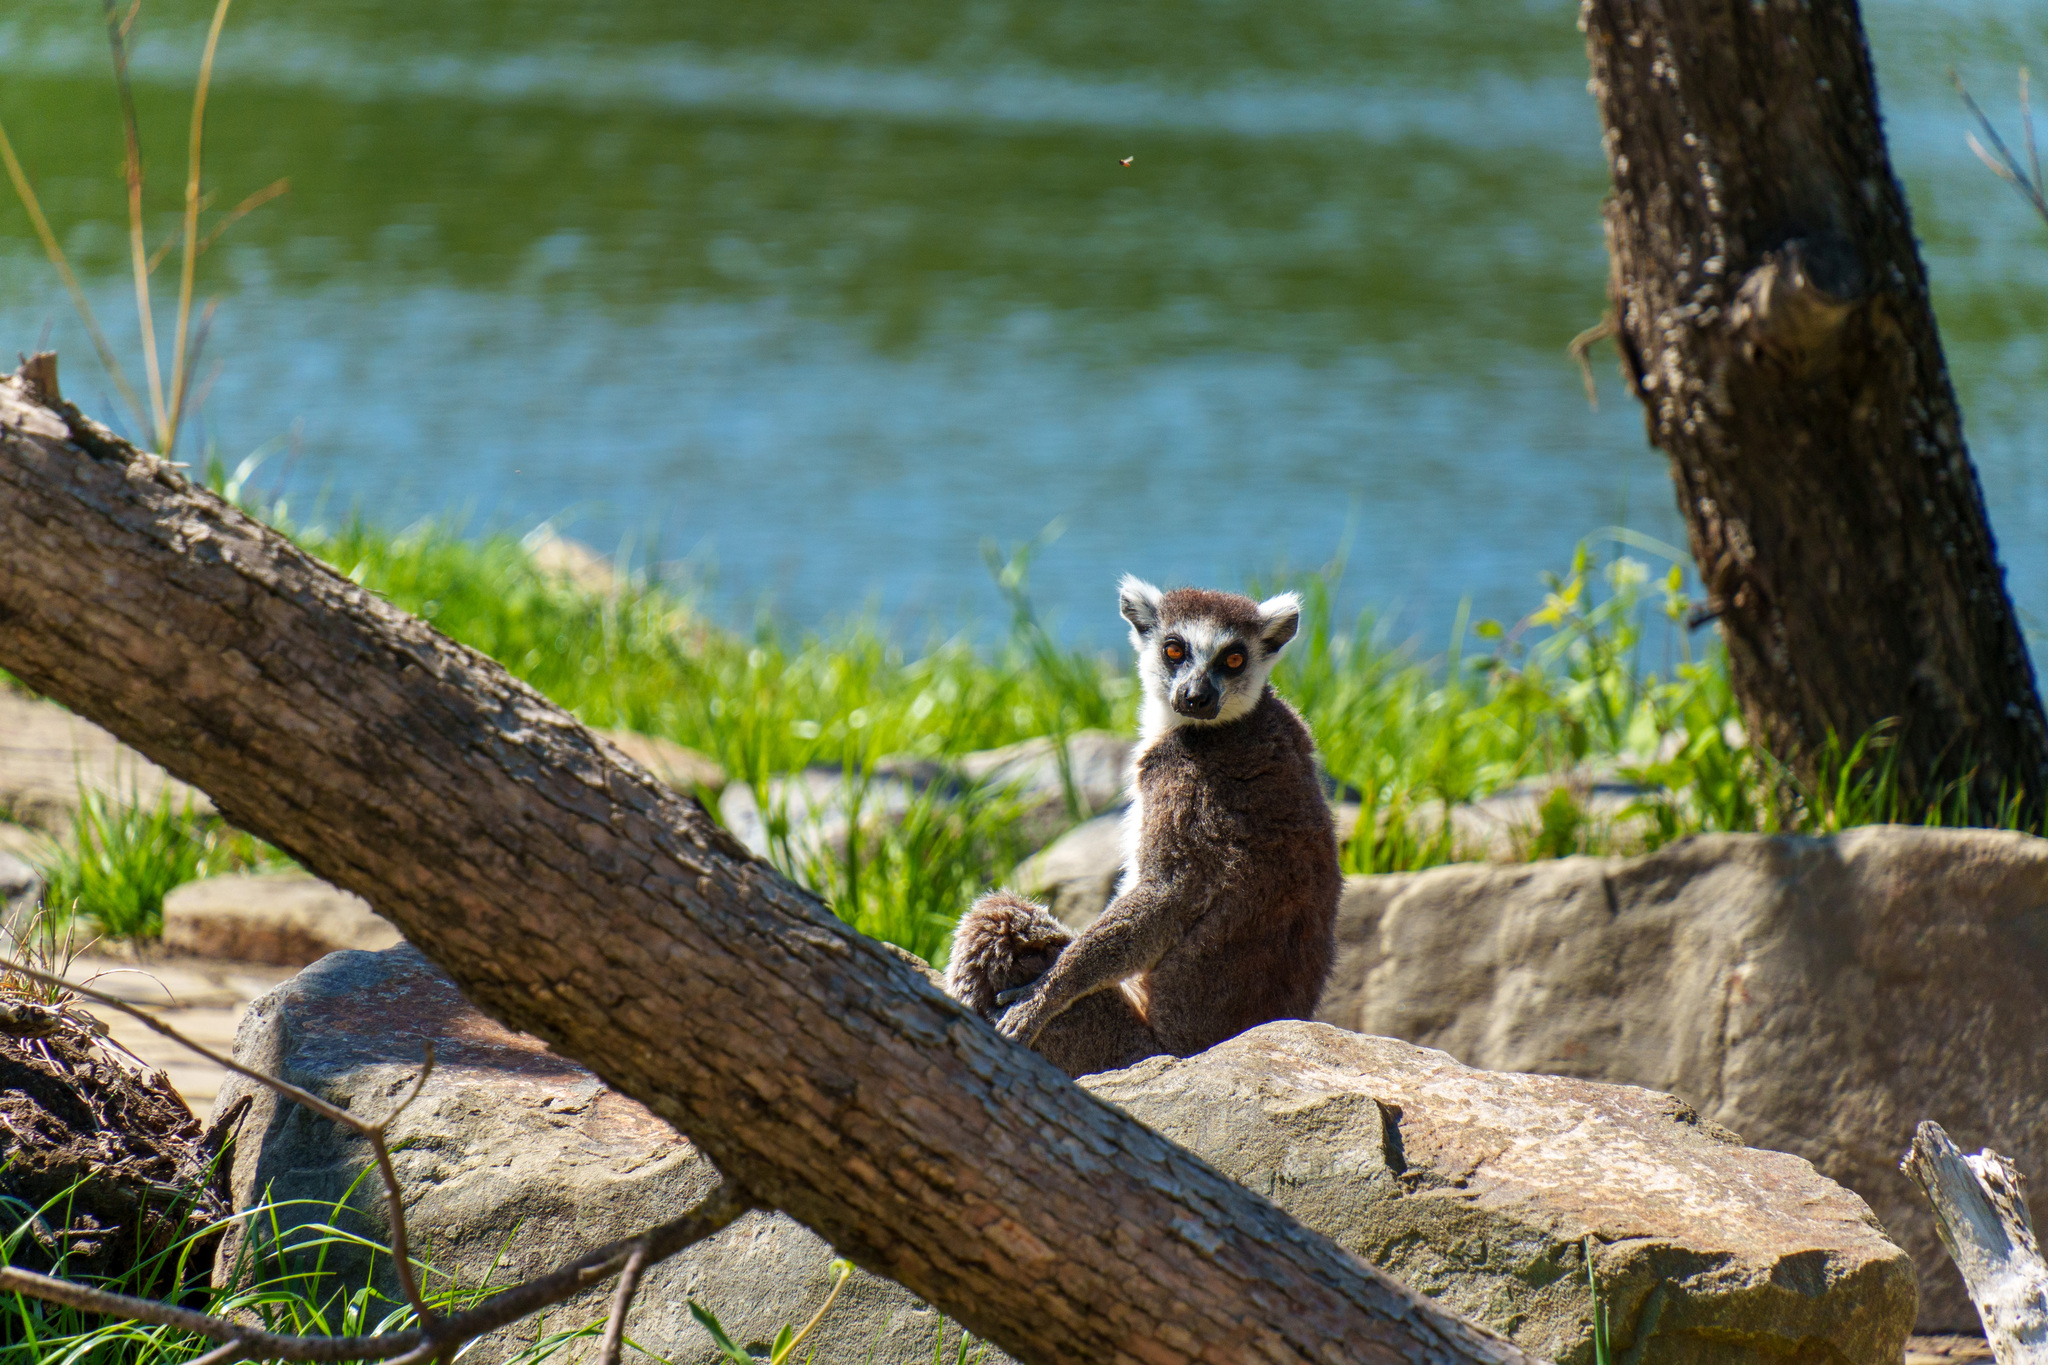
[946,892,1162,1077]
[946,584,1340,1078]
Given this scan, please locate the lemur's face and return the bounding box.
[1117,577,1300,732]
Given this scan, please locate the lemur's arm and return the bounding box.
[996,877,1205,1047]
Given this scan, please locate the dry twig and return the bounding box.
[0,956,759,1360]
[596,1243,650,1365]
[1957,67,2048,230]
[1567,314,1617,411]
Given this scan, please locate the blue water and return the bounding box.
[3,0,2047,645]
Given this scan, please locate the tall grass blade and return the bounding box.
[0,121,147,428]
[166,0,235,457]
[102,0,170,449]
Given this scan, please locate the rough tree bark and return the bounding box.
[0,362,1535,1365]
[1582,0,2048,820]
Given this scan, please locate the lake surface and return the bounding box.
[3,0,2047,646]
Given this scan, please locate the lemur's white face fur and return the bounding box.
[1117,576,1301,741]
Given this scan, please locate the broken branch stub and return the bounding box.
[1902,1121,2048,1363]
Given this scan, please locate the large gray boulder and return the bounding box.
[1316,826,2048,1331]
[216,945,1911,1364]
[211,945,1000,1365]
[720,730,1130,865]
[1094,1024,1913,1365]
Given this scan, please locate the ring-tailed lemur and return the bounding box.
[946,577,1340,1077]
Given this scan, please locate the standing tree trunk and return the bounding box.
[1582,0,2048,821]
[0,363,1535,1365]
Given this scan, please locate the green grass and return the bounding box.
[37,788,290,941]
[0,1175,745,1363]
[11,461,2024,965]
[0,1162,971,1364]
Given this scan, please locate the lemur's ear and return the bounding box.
[1118,575,1163,635]
[1256,592,1302,652]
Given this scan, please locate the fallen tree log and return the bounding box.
[0,358,1535,1365]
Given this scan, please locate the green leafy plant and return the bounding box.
[688,1257,855,1365]
[25,503,2035,965]
[36,785,288,940]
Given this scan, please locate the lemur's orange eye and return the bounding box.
[1163,640,1185,663]
[1225,651,1245,670]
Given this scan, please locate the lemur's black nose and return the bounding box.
[1173,679,1221,718]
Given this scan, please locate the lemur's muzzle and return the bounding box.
[1172,679,1222,720]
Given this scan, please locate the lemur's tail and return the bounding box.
[944,891,1071,1023]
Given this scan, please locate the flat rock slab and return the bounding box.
[163,870,402,965]
[212,946,1004,1365]
[1090,1023,1914,1365]
[66,953,298,1111]
[0,691,211,831]
[1317,825,2048,1331]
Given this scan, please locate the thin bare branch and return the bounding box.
[596,1242,649,1365]
[2024,68,2041,203]
[0,121,149,428]
[0,1179,755,1362]
[167,0,235,457]
[431,1179,756,1346]
[0,1266,390,1361]
[186,1339,251,1365]
[371,1042,439,1327]
[102,0,170,449]
[2,956,447,1323]
[382,1042,438,1130]
[1956,68,2048,227]
[194,177,290,257]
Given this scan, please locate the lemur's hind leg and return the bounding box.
[947,892,1162,1078]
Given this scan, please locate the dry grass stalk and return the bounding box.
[2,0,286,454]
